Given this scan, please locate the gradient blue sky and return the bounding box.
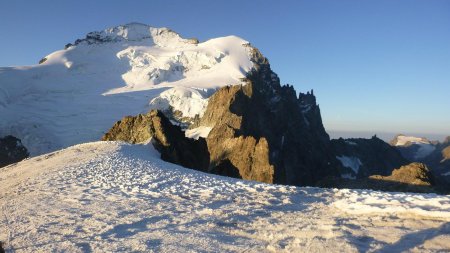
[1,0,449,139]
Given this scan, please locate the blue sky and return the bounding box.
[1,0,449,138]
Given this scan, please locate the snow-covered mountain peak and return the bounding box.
[0,23,255,155]
[390,134,436,160]
[72,23,198,48]
[391,134,431,146]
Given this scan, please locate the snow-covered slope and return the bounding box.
[392,135,431,146]
[0,23,254,155]
[391,134,436,160]
[1,141,449,252]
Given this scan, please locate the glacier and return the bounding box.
[0,23,254,156]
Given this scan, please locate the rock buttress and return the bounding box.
[103,110,209,172]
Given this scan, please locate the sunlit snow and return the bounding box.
[1,141,449,252]
[0,23,254,156]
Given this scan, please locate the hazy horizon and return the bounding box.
[327,129,448,143]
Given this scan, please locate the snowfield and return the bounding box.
[393,135,436,159]
[1,141,449,252]
[0,23,254,156]
[393,135,431,146]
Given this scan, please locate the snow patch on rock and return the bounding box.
[185,126,212,140]
[337,155,362,174]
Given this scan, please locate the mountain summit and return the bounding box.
[102,35,341,186]
[0,24,254,155]
[70,23,197,45]
[1,24,408,188]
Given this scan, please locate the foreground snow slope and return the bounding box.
[0,23,253,155]
[1,141,449,252]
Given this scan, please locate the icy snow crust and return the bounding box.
[1,141,449,252]
[0,23,253,155]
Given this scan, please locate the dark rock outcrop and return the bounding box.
[187,45,340,185]
[331,136,409,178]
[421,139,450,192]
[422,143,450,170]
[319,162,436,193]
[64,43,73,49]
[72,24,199,46]
[369,162,433,186]
[0,135,29,167]
[389,135,450,192]
[102,113,154,144]
[103,110,209,172]
[38,57,47,64]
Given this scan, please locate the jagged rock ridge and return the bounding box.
[196,62,339,185]
[104,46,340,186]
[370,162,433,186]
[331,136,409,179]
[103,110,209,171]
[319,162,436,194]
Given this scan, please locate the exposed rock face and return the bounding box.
[73,23,198,46]
[38,57,47,64]
[0,135,29,167]
[103,110,209,172]
[102,113,153,144]
[421,142,450,170]
[421,140,450,192]
[331,136,409,179]
[369,162,433,186]
[318,162,436,193]
[103,47,340,186]
[191,47,339,185]
[389,135,450,192]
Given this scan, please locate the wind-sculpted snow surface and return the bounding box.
[0,23,253,155]
[1,141,449,252]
